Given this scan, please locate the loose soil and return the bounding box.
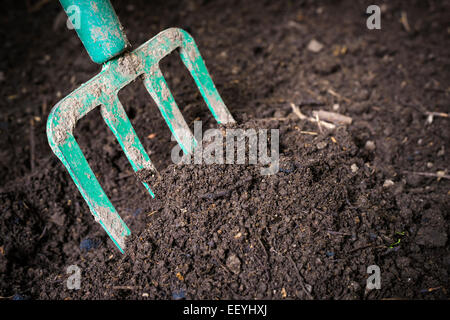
[0,0,449,300]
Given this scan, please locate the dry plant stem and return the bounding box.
[312,110,353,125]
[315,113,323,134]
[400,11,411,32]
[403,171,450,180]
[299,131,318,135]
[112,286,136,290]
[290,103,336,130]
[287,255,314,299]
[327,88,351,103]
[425,112,449,118]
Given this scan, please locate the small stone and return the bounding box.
[142,293,149,297]
[383,179,394,187]
[307,39,324,53]
[426,162,433,168]
[226,254,241,274]
[351,164,359,172]
[332,103,339,111]
[365,140,376,151]
[317,141,327,150]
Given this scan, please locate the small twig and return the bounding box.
[403,170,450,180]
[327,89,351,103]
[312,110,352,125]
[290,103,336,130]
[315,113,323,134]
[299,131,318,135]
[112,286,136,290]
[425,111,449,118]
[38,226,47,241]
[256,236,269,258]
[253,117,290,122]
[400,11,411,32]
[290,103,307,120]
[147,210,157,217]
[286,255,313,299]
[425,111,449,124]
[326,230,352,236]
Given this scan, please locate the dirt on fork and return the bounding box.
[0,0,449,300]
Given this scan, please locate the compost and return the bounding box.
[0,0,448,300]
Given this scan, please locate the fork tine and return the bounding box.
[143,66,196,155]
[178,30,235,124]
[53,134,130,252]
[100,97,155,197]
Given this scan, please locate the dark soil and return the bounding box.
[1,0,449,300]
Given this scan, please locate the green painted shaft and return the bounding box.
[59,0,129,64]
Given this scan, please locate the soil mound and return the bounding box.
[37,121,447,299]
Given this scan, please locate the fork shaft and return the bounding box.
[59,0,129,64]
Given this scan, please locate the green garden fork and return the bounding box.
[46,0,235,253]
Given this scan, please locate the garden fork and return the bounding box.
[46,0,235,252]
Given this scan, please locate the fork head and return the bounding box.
[47,28,235,252]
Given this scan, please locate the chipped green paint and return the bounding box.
[48,2,235,253]
[60,0,129,64]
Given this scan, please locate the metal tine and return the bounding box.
[140,28,236,156]
[178,34,235,125]
[100,96,156,197]
[55,133,130,253]
[143,66,196,155]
